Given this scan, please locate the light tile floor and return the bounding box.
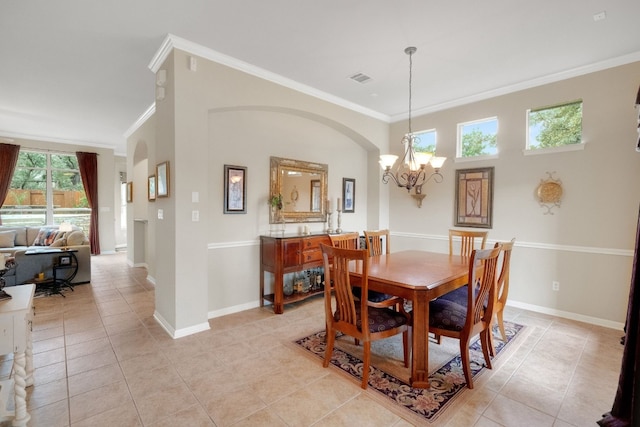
[3,252,624,426]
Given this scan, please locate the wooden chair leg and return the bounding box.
[497,310,507,342]
[362,341,371,389]
[324,329,335,368]
[480,329,493,369]
[460,339,473,389]
[402,330,410,368]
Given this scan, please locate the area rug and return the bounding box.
[293,321,525,424]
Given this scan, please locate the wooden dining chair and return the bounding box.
[492,238,515,343]
[330,232,401,308]
[320,243,410,389]
[364,229,390,257]
[421,245,502,389]
[430,229,489,344]
[439,239,515,348]
[449,229,488,257]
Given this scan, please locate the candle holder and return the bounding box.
[336,207,342,233]
[326,211,334,234]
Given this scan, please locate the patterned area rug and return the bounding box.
[294,321,525,424]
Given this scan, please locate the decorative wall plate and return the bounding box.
[536,172,563,215]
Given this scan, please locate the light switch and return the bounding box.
[192,191,199,203]
[158,209,163,220]
[192,210,199,222]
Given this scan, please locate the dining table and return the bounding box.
[349,249,469,389]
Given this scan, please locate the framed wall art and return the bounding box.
[342,178,355,213]
[126,182,133,203]
[224,164,247,214]
[148,175,156,201]
[454,167,494,228]
[156,161,170,198]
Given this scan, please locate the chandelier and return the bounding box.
[380,47,446,194]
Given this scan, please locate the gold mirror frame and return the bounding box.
[270,156,328,223]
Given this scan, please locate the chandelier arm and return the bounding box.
[423,170,444,185]
[382,170,401,187]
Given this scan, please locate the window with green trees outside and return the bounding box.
[1,151,89,233]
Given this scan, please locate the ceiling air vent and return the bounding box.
[349,73,372,84]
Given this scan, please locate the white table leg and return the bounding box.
[24,322,33,388]
[12,352,29,427]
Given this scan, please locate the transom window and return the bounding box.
[457,117,498,158]
[412,129,437,154]
[527,100,583,150]
[1,151,89,232]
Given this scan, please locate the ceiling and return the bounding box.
[1,1,639,156]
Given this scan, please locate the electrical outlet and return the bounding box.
[552,281,560,291]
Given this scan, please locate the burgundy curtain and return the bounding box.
[76,152,100,255]
[598,205,640,426]
[0,143,21,226]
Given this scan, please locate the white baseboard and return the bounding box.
[508,300,625,331]
[208,300,261,319]
[153,310,210,339]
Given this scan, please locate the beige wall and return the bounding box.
[128,43,639,334]
[133,48,390,334]
[3,136,118,253]
[389,62,640,326]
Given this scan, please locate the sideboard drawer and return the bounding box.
[302,249,323,263]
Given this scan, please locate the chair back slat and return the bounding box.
[449,229,488,258]
[495,238,515,304]
[329,232,360,249]
[467,246,501,326]
[364,229,390,256]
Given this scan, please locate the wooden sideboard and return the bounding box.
[260,233,331,314]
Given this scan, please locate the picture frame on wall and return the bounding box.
[156,161,170,198]
[126,182,133,203]
[454,167,494,228]
[148,175,156,201]
[342,178,355,213]
[224,165,247,214]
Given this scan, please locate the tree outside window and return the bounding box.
[458,117,498,158]
[1,151,89,232]
[527,101,582,149]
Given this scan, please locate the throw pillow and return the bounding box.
[66,231,86,246]
[33,228,58,246]
[49,239,67,248]
[0,231,15,248]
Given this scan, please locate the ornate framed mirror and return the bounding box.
[270,156,328,223]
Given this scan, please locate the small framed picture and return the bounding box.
[224,165,247,214]
[342,178,355,213]
[148,175,156,201]
[59,255,71,266]
[156,161,170,198]
[126,182,133,203]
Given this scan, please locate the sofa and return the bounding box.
[0,225,91,287]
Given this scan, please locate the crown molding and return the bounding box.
[148,34,389,123]
[123,102,156,140]
[391,50,640,123]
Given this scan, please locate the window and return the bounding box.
[412,129,437,154]
[527,100,582,150]
[1,151,89,232]
[457,117,498,158]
